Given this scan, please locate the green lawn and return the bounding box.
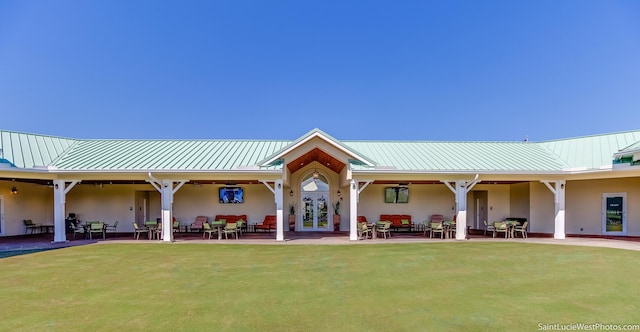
[1,242,639,331]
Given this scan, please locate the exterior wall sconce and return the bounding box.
[54,184,59,189]
[560,184,565,189]
[313,170,319,179]
[289,190,293,197]
[11,186,18,195]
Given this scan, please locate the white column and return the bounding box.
[161,180,174,242]
[349,179,358,241]
[53,180,66,243]
[555,181,566,239]
[53,180,80,243]
[455,180,467,240]
[541,180,566,239]
[275,179,284,241]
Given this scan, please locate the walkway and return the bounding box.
[2,232,640,252]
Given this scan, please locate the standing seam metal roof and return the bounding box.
[2,129,640,173]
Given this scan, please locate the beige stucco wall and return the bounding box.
[66,184,140,227]
[174,183,277,227]
[566,178,640,236]
[357,184,456,224]
[0,181,51,236]
[478,184,512,224]
[510,182,530,223]
[529,182,556,234]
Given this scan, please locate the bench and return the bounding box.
[255,215,276,232]
[379,214,413,231]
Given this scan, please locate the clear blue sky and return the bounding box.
[1,0,639,141]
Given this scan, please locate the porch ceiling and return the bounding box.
[368,180,526,185]
[287,148,345,174]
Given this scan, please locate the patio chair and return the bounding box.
[173,220,181,233]
[376,221,391,239]
[483,220,495,236]
[236,219,245,237]
[69,223,86,240]
[430,222,444,239]
[154,222,163,240]
[23,219,40,234]
[190,216,208,232]
[203,222,217,240]
[357,222,371,240]
[132,222,147,240]
[514,221,529,238]
[105,220,119,234]
[493,222,508,239]
[445,221,456,239]
[422,220,432,236]
[88,222,105,240]
[222,222,238,239]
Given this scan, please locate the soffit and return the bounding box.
[287,147,345,174]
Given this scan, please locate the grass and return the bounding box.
[1,242,639,331]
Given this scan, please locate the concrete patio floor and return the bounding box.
[2,231,640,253]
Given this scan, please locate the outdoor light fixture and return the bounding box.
[337,190,341,196]
[312,170,319,179]
[289,190,293,197]
[11,186,18,195]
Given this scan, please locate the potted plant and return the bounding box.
[288,203,296,231]
[332,200,341,231]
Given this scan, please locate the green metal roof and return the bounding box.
[344,141,565,172]
[2,128,640,174]
[540,130,640,170]
[0,130,77,168]
[53,139,291,171]
[614,140,640,157]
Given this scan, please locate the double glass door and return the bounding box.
[302,193,329,230]
[300,173,330,231]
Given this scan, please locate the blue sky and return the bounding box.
[1,0,639,141]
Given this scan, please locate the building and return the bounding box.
[1,128,640,242]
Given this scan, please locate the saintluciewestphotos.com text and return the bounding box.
[538,323,640,331]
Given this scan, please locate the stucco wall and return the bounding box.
[66,184,139,227]
[0,182,50,235]
[357,184,456,224]
[529,182,556,234]
[566,178,640,236]
[477,184,511,224]
[510,182,530,223]
[174,184,277,227]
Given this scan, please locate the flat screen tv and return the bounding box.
[219,187,244,204]
[384,186,409,203]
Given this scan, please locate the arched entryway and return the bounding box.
[300,172,330,231]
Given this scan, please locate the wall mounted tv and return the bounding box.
[384,186,409,203]
[219,187,244,204]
